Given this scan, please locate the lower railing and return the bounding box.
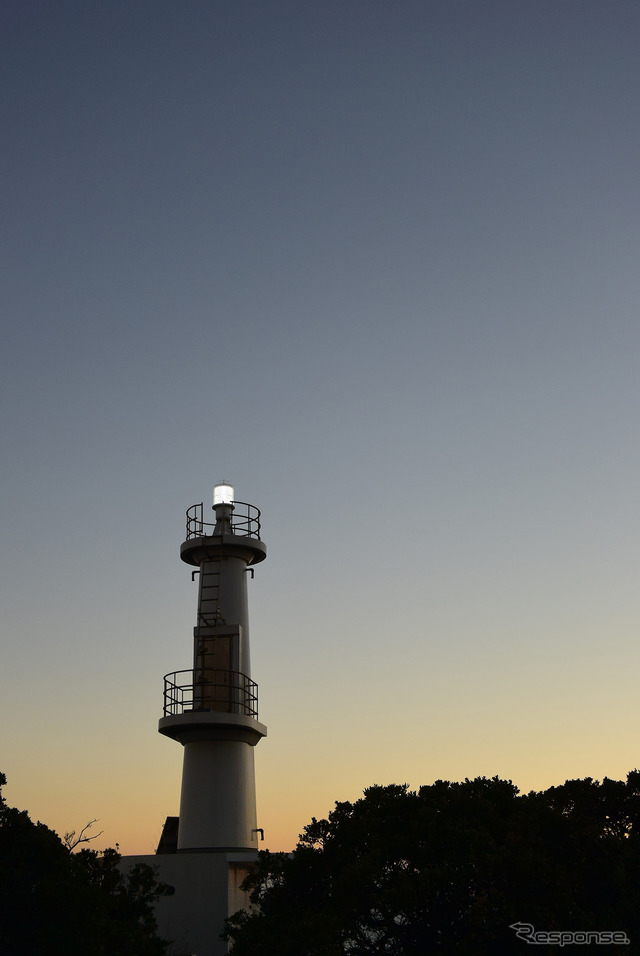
[163,669,258,719]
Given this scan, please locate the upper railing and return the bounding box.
[185,501,262,540]
[163,669,258,719]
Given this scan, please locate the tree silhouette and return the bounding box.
[225,773,640,955]
[0,772,168,956]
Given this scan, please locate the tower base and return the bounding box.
[121,850,256,956]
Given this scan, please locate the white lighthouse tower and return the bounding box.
[122,482,268,956]
[160,481,267,852]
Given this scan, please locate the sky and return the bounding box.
[2,0,640,856]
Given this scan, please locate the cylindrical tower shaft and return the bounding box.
[159,486,267,852]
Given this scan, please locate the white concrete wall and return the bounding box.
[122,851,256,956]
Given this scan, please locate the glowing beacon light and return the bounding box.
[213,481,234,506]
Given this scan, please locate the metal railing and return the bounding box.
[163,669,258,718]
[185,501,261,540]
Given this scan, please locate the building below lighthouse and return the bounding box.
[122,482,268,956]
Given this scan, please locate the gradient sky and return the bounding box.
[2,0,640,855]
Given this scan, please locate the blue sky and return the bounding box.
[2,0,640,853]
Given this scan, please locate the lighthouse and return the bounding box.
[122,482,268,956]
[160,481,267,852]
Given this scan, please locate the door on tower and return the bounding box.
[193,625,241,713]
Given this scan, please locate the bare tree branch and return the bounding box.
[63,819,104,851]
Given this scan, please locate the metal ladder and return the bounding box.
[198,559,225,627]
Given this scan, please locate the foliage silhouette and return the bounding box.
[0,772,168,956]
[225,773,640,955]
